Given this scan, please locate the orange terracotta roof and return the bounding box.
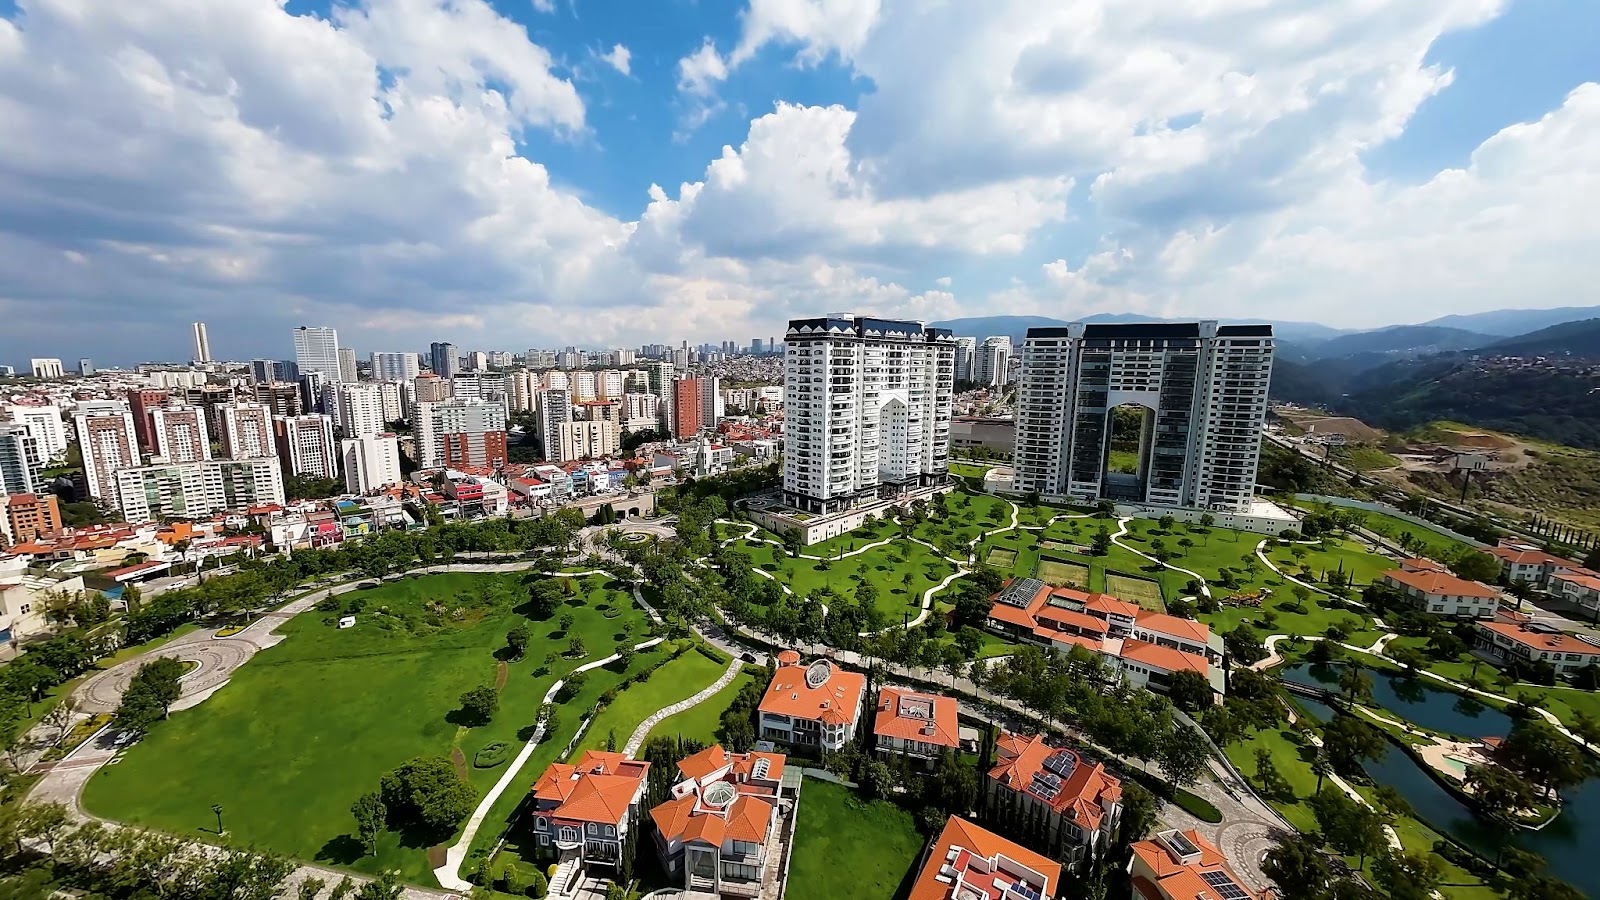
[1553,571,1600,592]
[758,659,865,727]
[731,750,785,785]
[1477,621,1600,657]
[530,750,648,825]
[988,734,1121,832]
[678,745,731,782]
[1036,607,1110,634]
[649,795,696,841]
[682,810,726,847]
[908,816,1061,900]
[1398,557,1449,573]
[724,795,772,843]
[1383,568,1501,599]
[1133,611,1211,645]
[776,649,801,666]
[1119,639,1210,676]
[1130,831,1260,900]
[1487,545,1574,567]
[1084,594,1141,619]
[873,688,959,748]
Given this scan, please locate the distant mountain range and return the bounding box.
[929,307,1600,450]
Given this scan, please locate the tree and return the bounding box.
[355,870,405,900]
[1372,851,1442,900]
[1254,748,1292,801]
[329,876,358,900]
[1450,548,1502,583]
[459,685,499,726]
[505,623,531,660]
[1117,781,1157,847]
[351,792,386,857]
[1498,720,1589,801]
[1166,669,1213,714]
[1388,645,1429,673]
[1157,724,1211,786]
[1091,528,1112,556]
[1261,834,1332,900]
[379,756,477,834]
[1290,584,1312,613]
[559,612,576,633]
[527,580,563,619]
[1338,663,1373,710]
[1310,788,1387,868]
[1321,715,1386,775]
[1462,764,1536,864]
[1225,623,1266,665]
[567,634,587,658]
[299,877,328,900]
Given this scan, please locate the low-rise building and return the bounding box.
[1547,569,1600,618]
[528,750,651,876]
[756,652,866,753]
[908,816,1061,900]
[1486,543,1583,589]
[873,687,959,764]
[3,493,62,545]
[984,733,1121,870]
[1128,829,1262,900]
[986,579,1225,696]
[649,745,788,898]
[1474,620,1600,677]
[1381,568,1501,619]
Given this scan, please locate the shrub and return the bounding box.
[1173,788,1223,823]
[696,644,730,665]
[555,671,586,703]
[474,741,512,768]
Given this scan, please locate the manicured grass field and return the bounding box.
[573,650,728,756]
[986,548,1017,567]
[1036,558,1089,588]
[1265,537,1396,587]
[646,670,757,746]
[1282,497,1473,560]
[1105,572,1165,611]
[788,778,924,900]
[731,537,959,619]
[83,572,657,885]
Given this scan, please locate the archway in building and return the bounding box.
[1101,403,1154,501]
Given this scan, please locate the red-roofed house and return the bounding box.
[528,750,650,874]
[986,580,1224,697]
[1382,568,1501,619]
[908,816,1061,900]
[1548,569,1600,619]
[1486,543,1583,588]
[649,745,788,897]
[985,733,1122,869]
[1474,620,1600,677]
[757,655,866,752]
[873,688,959,765]
[1128,830,1264,900]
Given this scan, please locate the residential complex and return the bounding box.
[273,415,339,479]
[148,406,211,463]
[2,492,62,544]
[757,653,866,753]
[985,733,1122,869]
[975,336,1012,388]
[987,579,1225,695]
[528,750,650,879]
[1474,619,1600,676]
[341,434,402,494]
[370,351,420,382]
[649,745,789,898]
[73,400,140,503]
[1011,321,1273,514]
[192,322,212,363]
[556,420,619,463]
[780,315,955,515]
[909,816,1061,900]
[416,398,507,469]
[873,687,959,764]
[114,458,285,522]
[1129,830,1262,900]
[218,403,275,460]
[4,402,69,464]
[430,341,459,379]
[1380,567,1501,619]
[0,424,38,494]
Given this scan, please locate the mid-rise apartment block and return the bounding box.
[414,372,450,403]
[0,424,39,494]
[1012,321,1273,514]
[273,414,339,479]
[73,400,139,503]
[124,389,170,454]
[218,403,275,459]
[781,315,955,515]
[2,492,62,544]
[555,420,619,463]
[416,399,507,469]
[954,336,976,383]
[337,347,358,383]
[329,382,388,438]
[975,336,1012,387]
[149,406,212,463]
[114,457,285,522]
[29,358,65,379]
[673,378,702,440]
[699,375,724,430]
[254,381,303,417]
[370,352,420,382]
[341,434,402,494]
[429,341,459,379]
[3,403,69,464]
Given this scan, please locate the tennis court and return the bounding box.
[1105,572,1165,611]
[985,548,1018,567]
[1036,558,1090,588]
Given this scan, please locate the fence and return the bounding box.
[1291,494,1491,549]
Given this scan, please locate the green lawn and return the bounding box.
[732,537,959,619]
[1264,536,1396,588]
[573,650,728,756]
[1282,498,1473,560]
[83,572,658,886]
[789,778,925,900]
[646,670,756,746]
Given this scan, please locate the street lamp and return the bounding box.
[212,804,224,835]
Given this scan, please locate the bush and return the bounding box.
[555,671,586,703]
[316,596,341,613]
[1173,788,1223,823]
[474,741,511,768]
[696,644,730,665]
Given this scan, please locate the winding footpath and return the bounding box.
[621,659,743,756]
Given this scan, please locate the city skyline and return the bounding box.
[2,2,1597,364]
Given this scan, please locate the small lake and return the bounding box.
[1284,664,1597,896]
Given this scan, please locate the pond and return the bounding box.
[1285,665,1597,896]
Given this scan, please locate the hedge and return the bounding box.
[474,741,512,768]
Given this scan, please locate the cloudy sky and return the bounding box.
[2,0,1597,365]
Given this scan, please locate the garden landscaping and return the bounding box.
[645,669,758,746]
[82,571,658,885]
[788,777,924,900]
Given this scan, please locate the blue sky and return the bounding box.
[1,0,1598,365]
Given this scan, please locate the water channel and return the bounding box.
[1282,663,1596,896]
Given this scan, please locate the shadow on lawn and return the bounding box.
[316,834,366,866]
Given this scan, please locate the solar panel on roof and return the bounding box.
[997,578,1045,608]
[1202,869,1251,900]
[1028,771,1061,801]
[1043,750,1078,779]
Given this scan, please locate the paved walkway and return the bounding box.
[622,659,743,756]
[1109,517,1212,598]
[433,636,667,891]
